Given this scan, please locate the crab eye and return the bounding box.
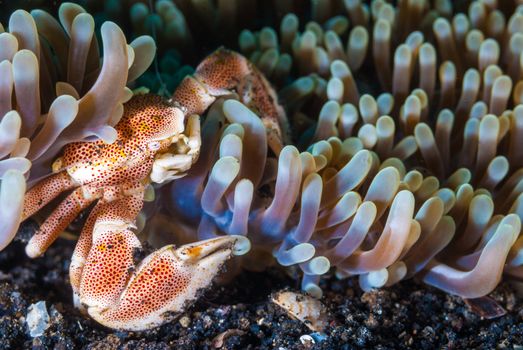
[148,142,161,151]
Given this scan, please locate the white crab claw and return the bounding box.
[83,235,250,331]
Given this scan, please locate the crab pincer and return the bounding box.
[81,233,250,331]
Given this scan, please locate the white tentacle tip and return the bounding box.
[25,243,42,259]
[232,235,251,256]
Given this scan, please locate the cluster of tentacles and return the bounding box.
[2,0,523,302]
[145,0,523,299]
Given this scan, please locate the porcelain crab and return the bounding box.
[20,49,285,330]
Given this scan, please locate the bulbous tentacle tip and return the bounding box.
[232,235,251,256]
[25,240,43,259]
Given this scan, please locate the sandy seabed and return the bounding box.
[0,223,521,349]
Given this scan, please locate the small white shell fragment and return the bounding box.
[271,290,329,332]
[300,334,316,345]
[26,301,50,337]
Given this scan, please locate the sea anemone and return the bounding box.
[3,0,523,301]
[0,2,155,250]
[155,0,523,299]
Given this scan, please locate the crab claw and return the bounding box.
[173,48,289,155]
[83,235,250,331]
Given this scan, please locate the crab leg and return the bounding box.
[25,185,102,258]
[22,171,77,220]
[173,48,288,154]
[78,193,144,308]
[76,189,249,330]
[69,199,103,299]
[70,183,145,298]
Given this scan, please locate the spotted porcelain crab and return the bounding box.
[20,49,286,330]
